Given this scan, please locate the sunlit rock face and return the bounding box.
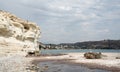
[0,10,40,56]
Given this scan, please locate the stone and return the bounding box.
[27,51,35,56]
[84,52,102,59]
[26,65,39,71]
[0,10,41,56]
[27,50,40,56]
[116,57,120,59]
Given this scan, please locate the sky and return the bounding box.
[0,0,120,44]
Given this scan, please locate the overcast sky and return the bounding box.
[0,0,120,44]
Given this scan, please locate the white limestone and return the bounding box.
[0,10,40,56]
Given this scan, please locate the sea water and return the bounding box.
[41,49,120,54]
[37,61,111,72]
[38,49,118,72]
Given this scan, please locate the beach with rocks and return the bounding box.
[0,7,120,72]
[31,53,120,72]
[0,55,30,72]
[0,52,120,72]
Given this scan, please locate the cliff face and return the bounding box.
[0,10,40,56]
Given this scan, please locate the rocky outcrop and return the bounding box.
[0,10,40,56]
[84,52,102,59]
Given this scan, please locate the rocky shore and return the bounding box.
[31,53,120,72]
[0,52,119,72]
[0,55,29,72]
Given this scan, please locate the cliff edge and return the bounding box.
[0,10,40,56]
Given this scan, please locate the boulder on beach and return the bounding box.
[27,50,40,56]
[116,57,120,59]
[84,52,102,59]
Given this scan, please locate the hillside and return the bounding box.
[41,40,120,49]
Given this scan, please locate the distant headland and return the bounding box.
[39,39,120,49]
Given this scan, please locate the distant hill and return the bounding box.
[40,40,120,49]
[73,40,120,49]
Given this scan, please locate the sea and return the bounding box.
[41,49,120,54]
[38,49,119,72]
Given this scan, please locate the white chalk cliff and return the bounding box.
[0,10,40,56]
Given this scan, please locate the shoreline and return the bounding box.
[1,52,119,72]
[30,52,120,72]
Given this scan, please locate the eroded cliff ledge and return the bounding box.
[0,10,40,56]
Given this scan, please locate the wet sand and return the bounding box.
[30,53,120,72]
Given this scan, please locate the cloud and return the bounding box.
[0,0,120,43]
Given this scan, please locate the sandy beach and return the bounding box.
[31,52,120,72]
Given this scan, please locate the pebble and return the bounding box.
[0,55,30,72]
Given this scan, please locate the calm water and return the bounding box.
[37,61,110,72]
[38,49,118,72]
[41,49,120,54]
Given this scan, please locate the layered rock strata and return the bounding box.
[0,10,40,56]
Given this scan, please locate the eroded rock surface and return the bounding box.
[0,10,40,56]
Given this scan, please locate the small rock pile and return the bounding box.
[26,64,39,72]
[84,52,102,59]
